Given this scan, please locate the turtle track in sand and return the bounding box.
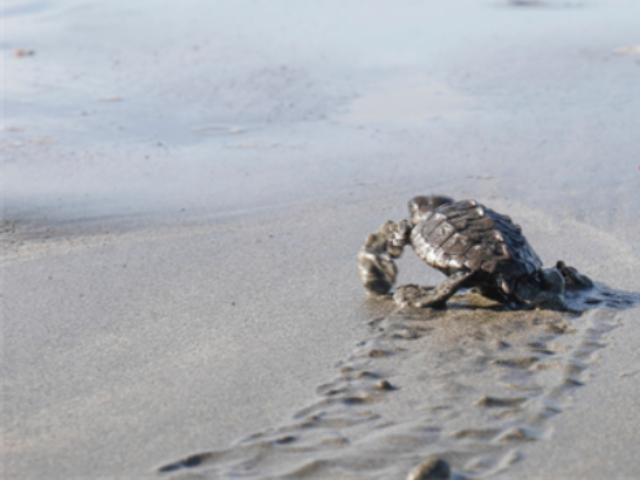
[157,286,637,480]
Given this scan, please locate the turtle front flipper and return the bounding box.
[358,221,410,295]
[393,270,475,309]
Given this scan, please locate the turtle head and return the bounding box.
[408,195,454,225]
[514,268,568,310]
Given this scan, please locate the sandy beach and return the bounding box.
[2,1,640,479]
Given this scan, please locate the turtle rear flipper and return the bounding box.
[556,261,594,290]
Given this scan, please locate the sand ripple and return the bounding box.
[157,286,636,479]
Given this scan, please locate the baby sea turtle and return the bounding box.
[358,195,593,310]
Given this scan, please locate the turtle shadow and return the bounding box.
[362,282,640,316]
[564,282,640,312]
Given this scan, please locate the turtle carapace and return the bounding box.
[358,196,593,310]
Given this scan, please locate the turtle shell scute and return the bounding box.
[414,200,542,278]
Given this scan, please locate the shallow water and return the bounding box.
[3,0,639,232]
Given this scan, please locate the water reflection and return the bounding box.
[343,77,471,124]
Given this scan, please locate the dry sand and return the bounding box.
[2,0,640,479]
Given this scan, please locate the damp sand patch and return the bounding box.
[157,286,637,479]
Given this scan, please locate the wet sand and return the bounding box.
[2,1,640,479]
